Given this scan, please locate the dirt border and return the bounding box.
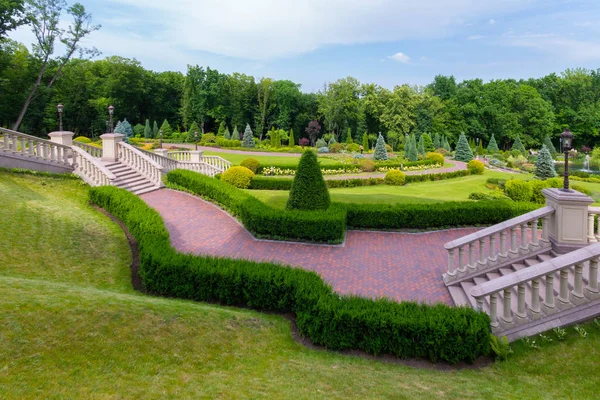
[92,203,494,371]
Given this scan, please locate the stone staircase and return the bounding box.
[103,161,161,195]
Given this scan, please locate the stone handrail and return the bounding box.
[444,206,554,279]
[167,151,191,162]
[0,127,72,168]
[137,147,179,171]
[587,206,600,243]
[117,142,163,186]
[177,161,222,177]
[200,155,231,172]
[72,146,115,186]
[73,141,102,158]
[470,242,600,328]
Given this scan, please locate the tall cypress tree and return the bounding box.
[487,134,499,153]
[443,136,452,152]
[417,134,425,156]
[433,132,440,149]
[242,123,255,148]
[403,135,412,160]
[160,119,173,139]
[152,121,159,138]
[534,145,557,180]
[512,134,526,156]
[362,132,369,151]
[224,126,231,140]
[289,128,295,146]
[373,133,389,161]
[233,126,240,141]
[422,133,435,152]
[454,133,474,162]
[544,136,557,156]
[144,119,152,139]
[407,134,418,161]
[346,127,353,144]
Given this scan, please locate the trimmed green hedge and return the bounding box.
[168,169,346,243]
[89,185,491,364]
[256,159,437,174]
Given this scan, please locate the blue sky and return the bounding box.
[9,0,600,92]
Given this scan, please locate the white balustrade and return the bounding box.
[200,155,231,172]
[72,146,115,186]
[587,207,600,243]
[117,142,164,186]
[167,151,191,162]
[444,206,554,279]
[0,127,73,168]
[73,141,103,158]
[138,148,222,177]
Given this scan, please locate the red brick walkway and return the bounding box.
[141,189,480,305]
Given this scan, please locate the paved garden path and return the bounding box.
[141,189,480,305]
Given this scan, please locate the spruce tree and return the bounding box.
[120,119,133,140]
[328,136,337,146]
[407,134,418,161]
[113,121,123,135]
[544,136,557,156]
[242,123,255,148]
[224,126,231,140]
[403,134,412,160]
[217,122,226,136]
[512,134,526,156]
[286,150,330,211]
[487,134,499,153]
[233,126,240,140]
[289,128,295,146]
[362,132,369,151]
[454,133,474,162]
[534,145,557,180]
[346,127,353,144]
[422,133,435,152]
[443,136,452,152]
[433,132,440,149]
[160,119,173,139]
[152,121,159,137]
[373,133,389,161]
[144,119,152,139]
[417,134,425,156]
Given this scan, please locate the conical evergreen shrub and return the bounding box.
[417,134,425,156]
[487,134,499,153]
[422,133,435,152]
[443,135,451,152]
[153,121,159,137]
[362,132,369,151]
[534,145,557,180]
[286,150,330,211]
[407,134,418,161]
[242,123,255,148]
[544,136,557,155]
[512,135,526,156]
[144,119,152,138]
[289,128,295,146]
[160,119,173,139]
[433,133,440,149]
[328,136,337,146]
[454,133,474,162]
[233,126,240,140]
[346,128,353,144]
[224,127,231,140]
[373,133,389,161]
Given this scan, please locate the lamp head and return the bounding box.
[561,129,573,151]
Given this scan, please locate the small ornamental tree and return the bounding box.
[113,121,123,135]
[120,119,133,140]
[217,121,226,137]
[544,136,557,156]
[362,132,369,151]
[406,134,418,162]
[534,145,557,180]
[433,132,440,149]
[133,123,144,137]
[144,119,152,138]
[373,133,389,161]
[242,123,255,148]
[454,133,474,162]
[477,139,484,155]
[160,119,173,139]
[443,135,451,152]
[487,134,499,153]
[305,120,321,146]
[417,134,425,156]
[403,134,411,159]
[232,126,240,140]
[286,150,330,211]
[224,126,231,140]
[346,127,353,144]
[422,133,435,152]
[328,136,337,146]
[152,120,159,137]
[289,128,295,146]
[512,134,526,156]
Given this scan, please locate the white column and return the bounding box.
[530,279,541,314]
[100,133,125,163]
[588,214,597,243]
[502,289,513,323]
[189,150,203,163]
[520,223,529,250]
[447,249,456,276]
[587,257,599,296]
[48,131,74,147]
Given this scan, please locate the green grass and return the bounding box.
[202,150,339,166]
[248,171,527,209]
[2,170,599,399]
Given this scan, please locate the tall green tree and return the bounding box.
[144,119,152,138]
[534,145,557,180]
[242,123,255,148]
[487,134,499,153]
[454,133,474,162]
[512,134,526,156]
[159,119,172,139]
[0,0,28,39]
[373,133,388,161]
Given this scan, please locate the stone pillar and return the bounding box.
[543,188,594,254]
[48,131,74,146]
[154,149,169,158]
[100,133,124,163]
[189,150,203,163]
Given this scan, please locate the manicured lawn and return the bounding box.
[571,180,600,205]
[2,170,599,399]
[248,170,528,209]
[201,150,339,166]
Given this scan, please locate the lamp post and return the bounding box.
[57,104,64,131]
[476,137,479,155]
[194,131,198,150]
[108,105,115,133]
[561,129,574,192]
[159,129,163,149]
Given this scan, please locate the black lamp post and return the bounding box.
[561,129,574,192]
[476,137,479,155]
[194,131,198,150]
[108,105,115,133]
[57,104,64,131]
[159,129,163,149]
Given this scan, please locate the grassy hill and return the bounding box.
[1,170,599,399]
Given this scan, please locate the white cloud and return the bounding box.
[489,19,496,24]
[502,32,600,61]
[388,52,411,63]
[102,0,530,59]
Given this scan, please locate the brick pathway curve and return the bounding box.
[141,189,480,305]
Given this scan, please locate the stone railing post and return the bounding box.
[100,133,124,163]
[48,131,74,147]
[189,150,203,163]
[543,188,593,252]
[154,148,169,158]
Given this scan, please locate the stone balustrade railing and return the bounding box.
[137,147,180,171]
[167,151,191,162]
[587,206,600,243]
[166,151,231,172]
[117,142,164,186]
[177,161,222,177]
[72,146,115,186]
[138,148,221,177]
[0,127,72,168]
[470,243,600,328]
[73,141,102,158]
[444,206,554,281]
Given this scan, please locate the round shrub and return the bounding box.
[467,160,485,175]
[505,180,533,202]
[347,143,360,153]
[221,166,255,189]
[384,170,406,186]
[318,146,329,153]
[74,136,91,143]
[359,159,375,172]
[426,152,445,165]
[385,144,393,152]
[436,148,451,156]
[240,158,260,173]
[329,143,343,153]
[352,153,365,159]
[287,150,330,211]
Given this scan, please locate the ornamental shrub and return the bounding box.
[240,158,260,173]
[487,134,500,153]
[373,133,389,161]
[316,138,327,148]
[133,123,144,137]
[242,123,255,148]
[318,146,329,153]
[406,134,418,162]
[468,190,510,201]
[544,136,557,155]
[347,143,360,153]
[534,145,557,180]
[433,133,441,149]
[224,126,231,140]
[221,166,255,189]
[289,128,295,146]
[417,134,425,156]
[287,150,330,211]
[530,178,562,204]
[467,160,485,175]
[328,136,337,146]
[505,180,533,202]
[329,143,343,153]
[144,119,152,138]
[359,159,375,172]
[159,119,173,139]
[362,132,369,151]
[422,133,435,152]
[442,135,452,152]
[153,120,159,137]
[384,170,406,186]
[201,133,216,144]
[511,135,526,156]
[426,152,444,165]
[74,136,91,143]
[232,126,241,140]
[454,133,474,162]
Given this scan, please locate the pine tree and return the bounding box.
[144,119,152,139]
[152,121,159,138]
[454,133,474,162]
[346,127,353,144]
[403,134,412,160]
[487,134,499,153]
[417,134,425,156]
[217,122,226,137]
[544,136,557,156]
[422,133,435,152]
[113,121,123,135]
[512,134,526,156]
[289,128,295,146]
[362,132,369,151]
[406,134,418,161]
[160,119,173,139]
[242,123,255,148]
[120,119,133,140]
[534,145,557,180]
[433,132,440,149]
[443,136,452,152]
[233,126,240,141]
[224,126,231,140]
[286,150,330,211]
[373,133,389,161]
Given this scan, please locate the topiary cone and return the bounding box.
[286,150,330,211]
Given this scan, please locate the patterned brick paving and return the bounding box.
[141,189,480,305]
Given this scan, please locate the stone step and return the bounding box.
[115,176,147,187]
[117,180,155,193]
[133,186,161,195]
[448,286,470,307]
[460,281,478,309]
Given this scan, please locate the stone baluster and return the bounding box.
[458,247,466,273]
[587,257,599,296]
[12,135,18,152]
[517,284,526,319]
[531,219,539,247]
[469,242,477,271]
[544,274,555,310]
[520,223,529,250]
[20,137,26,154]
[542,215,550,242]
[588,213,597,243]
[489,294,499,328]
[502,288,513,323]
[500,231,508,258]
[558,269,570,305]
[476,298,483,312]
[530,279,541,314]
[489,234,497,262]
[478,239,486,266]
[510,227,518,254]
[572,263,584,300]
[28,139,34,155]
